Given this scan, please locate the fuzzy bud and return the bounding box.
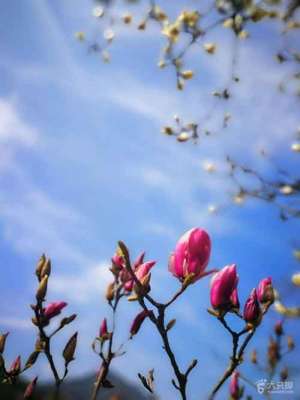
[274,321,283,336]
[0,332,9,354]
[40,258,51,279]
[9,355,21,375]
[36,275,48,301]
[106,282,115,302]
[44,301,67,320]
[63,332,78,365]
[257,277,274,304]
[243,289,261,325]
[24,376,38,398]
[229,371,241,399]
[250,349,257,364]
[35,254,46,281]
[287,336,295,350]
[130,310,152,338]
[99,318,108,339]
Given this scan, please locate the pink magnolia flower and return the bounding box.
[99,318,108,338]
[257,277,274,303]
[243,289,261,324]
[169,228,211,282]
[230,371,240,399]
[44,301,67,320]
[111,254,125,269]
[130,310,152,337]
[210,265,238,310]
[132,251,145,270]
[124,260,156,292]
[9,355,21,374]
[24,376,38,399]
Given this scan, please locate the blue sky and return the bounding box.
[0,1,299,399]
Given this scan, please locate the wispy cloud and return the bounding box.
[51,262,111,303]
[0,317,31,330]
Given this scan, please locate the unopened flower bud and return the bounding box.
[63,332,78,365]
[250,349,257,364]
[243,289,261,325]
[130,310,152,338]
[229,371,240,399]
[0,332,9,353]
[169,228,211,283]
[40,258,51,279]
[138,20,147,30]
[9,355,21,375]
[257,277,274,304]
[24,351,40,369]
[35,254,46,281]
[274,321,283,336]
[44,301,67,320]
[210,265,238,311]
[287,336,295,350]
[99,318,108,339]
[268,337,279,368]
[106,282,115,302]
[181,70,194,80]
[36,275,48,301]
[123,13,132,24]
[24,376,38,398]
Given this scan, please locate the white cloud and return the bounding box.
[0,317,31,330]
[0,98,38,146]
[50,262,112,303]
[0,184,90,267]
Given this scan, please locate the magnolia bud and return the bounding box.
[0,332,9,353]
[243,289,261,325]
[106,282,115,302]
[268,337,279,368]
[250,349,257,364]
[44,301,67,320]
[169,228,211,283]
[63,332,78,365]
[60,314,77,328]
[274,321,283,336]
[24,376,38,398]
[40,258,51,279]
[36,275,48,301]
[24,351,40,370]
[287,336,295,350]
[9,355,21,374]
[130,310,152,338]
[210,265,238,312]
[35,254,46,281]
[257,277,274,304]
[99,318,109,340]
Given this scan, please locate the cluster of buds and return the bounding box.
[210,266,274,328]
[31,255,78,389]
[161,115,199,143]
[111,248,156,299]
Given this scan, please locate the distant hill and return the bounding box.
[0,371,154,400]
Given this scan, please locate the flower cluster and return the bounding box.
[210,265,274,326]
[0,228,279,400]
